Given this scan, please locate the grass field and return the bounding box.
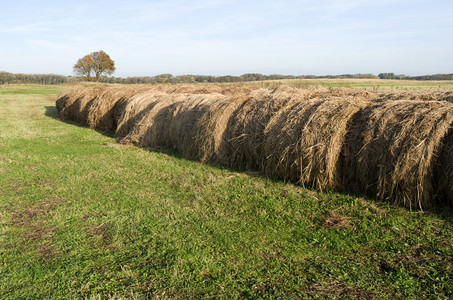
[0,83,452,299]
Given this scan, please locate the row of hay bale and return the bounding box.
[56,85,453,209]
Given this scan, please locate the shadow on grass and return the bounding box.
[44,105,60,119]
[142,144,453,222]
[339,189,453,223]
[44,105,114,138]
[44,105,453,221]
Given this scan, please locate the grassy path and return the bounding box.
[0,85,452,299]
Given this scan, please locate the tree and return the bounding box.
[73,50,115,81]
[378,73,395,80]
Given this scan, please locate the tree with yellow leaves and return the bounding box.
[73,50,115,81]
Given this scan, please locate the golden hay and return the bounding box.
[168,84,224,94]
[341,100,453,209]
[56,87,106,125]
[172,93,251,164]
[219,85,258,96]
[433,129,453,206]
[55,85,453,209]
[264,95,366,191]
[223,87,295,170]
[168,93,228,161]
[117,92,189,148]
[378,90,453,102]
[164,84,259,96]
[86,86,152,132]
[115,89,167,140]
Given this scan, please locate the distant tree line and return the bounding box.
[98,73,380,84]
[0,71,381,85]
[1,71,453,85]
[0,72,75,85]
[378,73,453,81]
[98,72,453,83]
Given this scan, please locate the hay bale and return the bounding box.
[115,90,171,141]
[56,87,106,125]
[177,94,248,165]
[117,92,189,148]
[263,96,365,191]
[433,130,453,206]
[341,100,453,209]
[170,93,250,163]
[223,87,295,170]
[168,93,227,160]
[118,89,253,163]
[85,86,151,132]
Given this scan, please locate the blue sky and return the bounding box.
[0,0,452,77]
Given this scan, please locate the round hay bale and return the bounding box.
[115,90,171,141]
[86,86,152,132]
[264,96,365,191]
[341,100,453,209]
[56,87,106,125]
[433,129,453,206]
[118,93,188,148]
[223,87,294,170]
[168,93,247,163]
[191,95,252,164]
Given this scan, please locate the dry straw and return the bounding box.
[86,86,152,132]
[342,100,453,209]
[116,91,188,147]
[264,94,366,191]
[223,87,297,170]
[55,85,453,209]
[434,131,453,206]
[56,87,106,125]
[168,93,242,163]
[115,89,168,140]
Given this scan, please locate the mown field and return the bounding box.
[0,82,452,299]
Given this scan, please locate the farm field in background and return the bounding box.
[245,78,453,91]
[0,83,452,298]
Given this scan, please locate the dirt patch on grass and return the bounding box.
[87,221,113,249]
[4,196,64,258]
[89,222,109,239]
[323,210,351,229]
[81,211,112,247]
[309,280,376,299]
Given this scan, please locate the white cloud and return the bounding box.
[0,23,52,33]
[24,39,74,53]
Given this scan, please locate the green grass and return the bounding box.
[0,84,66,95]
[0,84,452,299]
